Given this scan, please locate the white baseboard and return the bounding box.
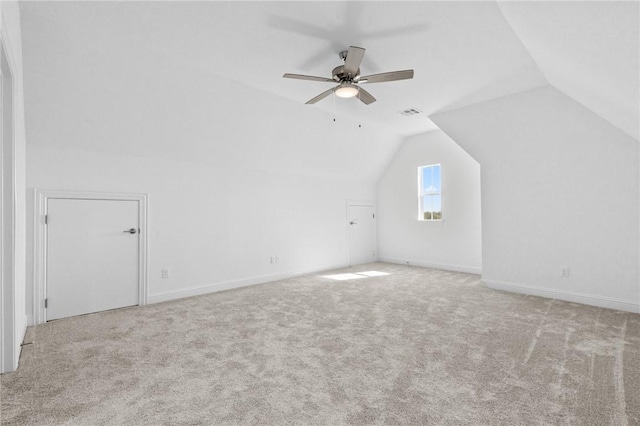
[485,279,640,314]
[378,256,481,275]
[26,315,34,327]
[147,263,348,304]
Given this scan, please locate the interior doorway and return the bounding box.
[347,200,376,266]
[35,191,148,323]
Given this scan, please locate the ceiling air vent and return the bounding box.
[398,108,422,117]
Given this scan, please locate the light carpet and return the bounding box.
[1,263,639,425]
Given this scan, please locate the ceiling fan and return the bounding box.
[283,46,414,105]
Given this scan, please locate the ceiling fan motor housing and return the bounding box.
[332,65,360,82]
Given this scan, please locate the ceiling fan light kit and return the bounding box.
[335,83,359,98]
[283,46,414,105]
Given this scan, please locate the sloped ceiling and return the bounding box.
[19,1,638,175]
[19,1,551,139]
[498,1,639,141]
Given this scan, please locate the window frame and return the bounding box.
[417,164,442,222]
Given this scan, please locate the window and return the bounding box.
[418,164,442,221]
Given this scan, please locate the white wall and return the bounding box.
[431,86,639,312]
[377,130,481,273]
[0,1,27,371]
[27,145,374,309]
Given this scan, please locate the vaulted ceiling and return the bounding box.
[19,1,639,170]
[498,1,639,141]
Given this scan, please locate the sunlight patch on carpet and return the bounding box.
[357,271,390,277]
[322,273,368,281]
[322,271,390,280]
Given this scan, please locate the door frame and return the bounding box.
[0,31,17,373]
[346,200,377,266]
[34,190,148,324]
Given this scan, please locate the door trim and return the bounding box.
[34,190,148,324]
[0,32,18,373]
[346,200,377,266]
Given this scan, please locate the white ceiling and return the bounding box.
[19,1,638,140]
[498,1,639,140]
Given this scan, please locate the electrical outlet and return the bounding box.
[276,256,280,264]
[270,256,274,264]
[161,268,169,279]
[561,267,569,277]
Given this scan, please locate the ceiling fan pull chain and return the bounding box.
[358,90,362,128]
[332,89,336,122]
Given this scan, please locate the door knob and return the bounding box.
[123,228,137,234]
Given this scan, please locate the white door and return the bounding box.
[348,203,376,266]
[46,198,139,321]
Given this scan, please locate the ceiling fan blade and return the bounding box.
[283,73,335,83]
[356,87,376,105]
[305,87,337,104]
[358,70,414,84]
[343,46,366,77]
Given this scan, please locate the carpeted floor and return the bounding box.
[1,263,639,425]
